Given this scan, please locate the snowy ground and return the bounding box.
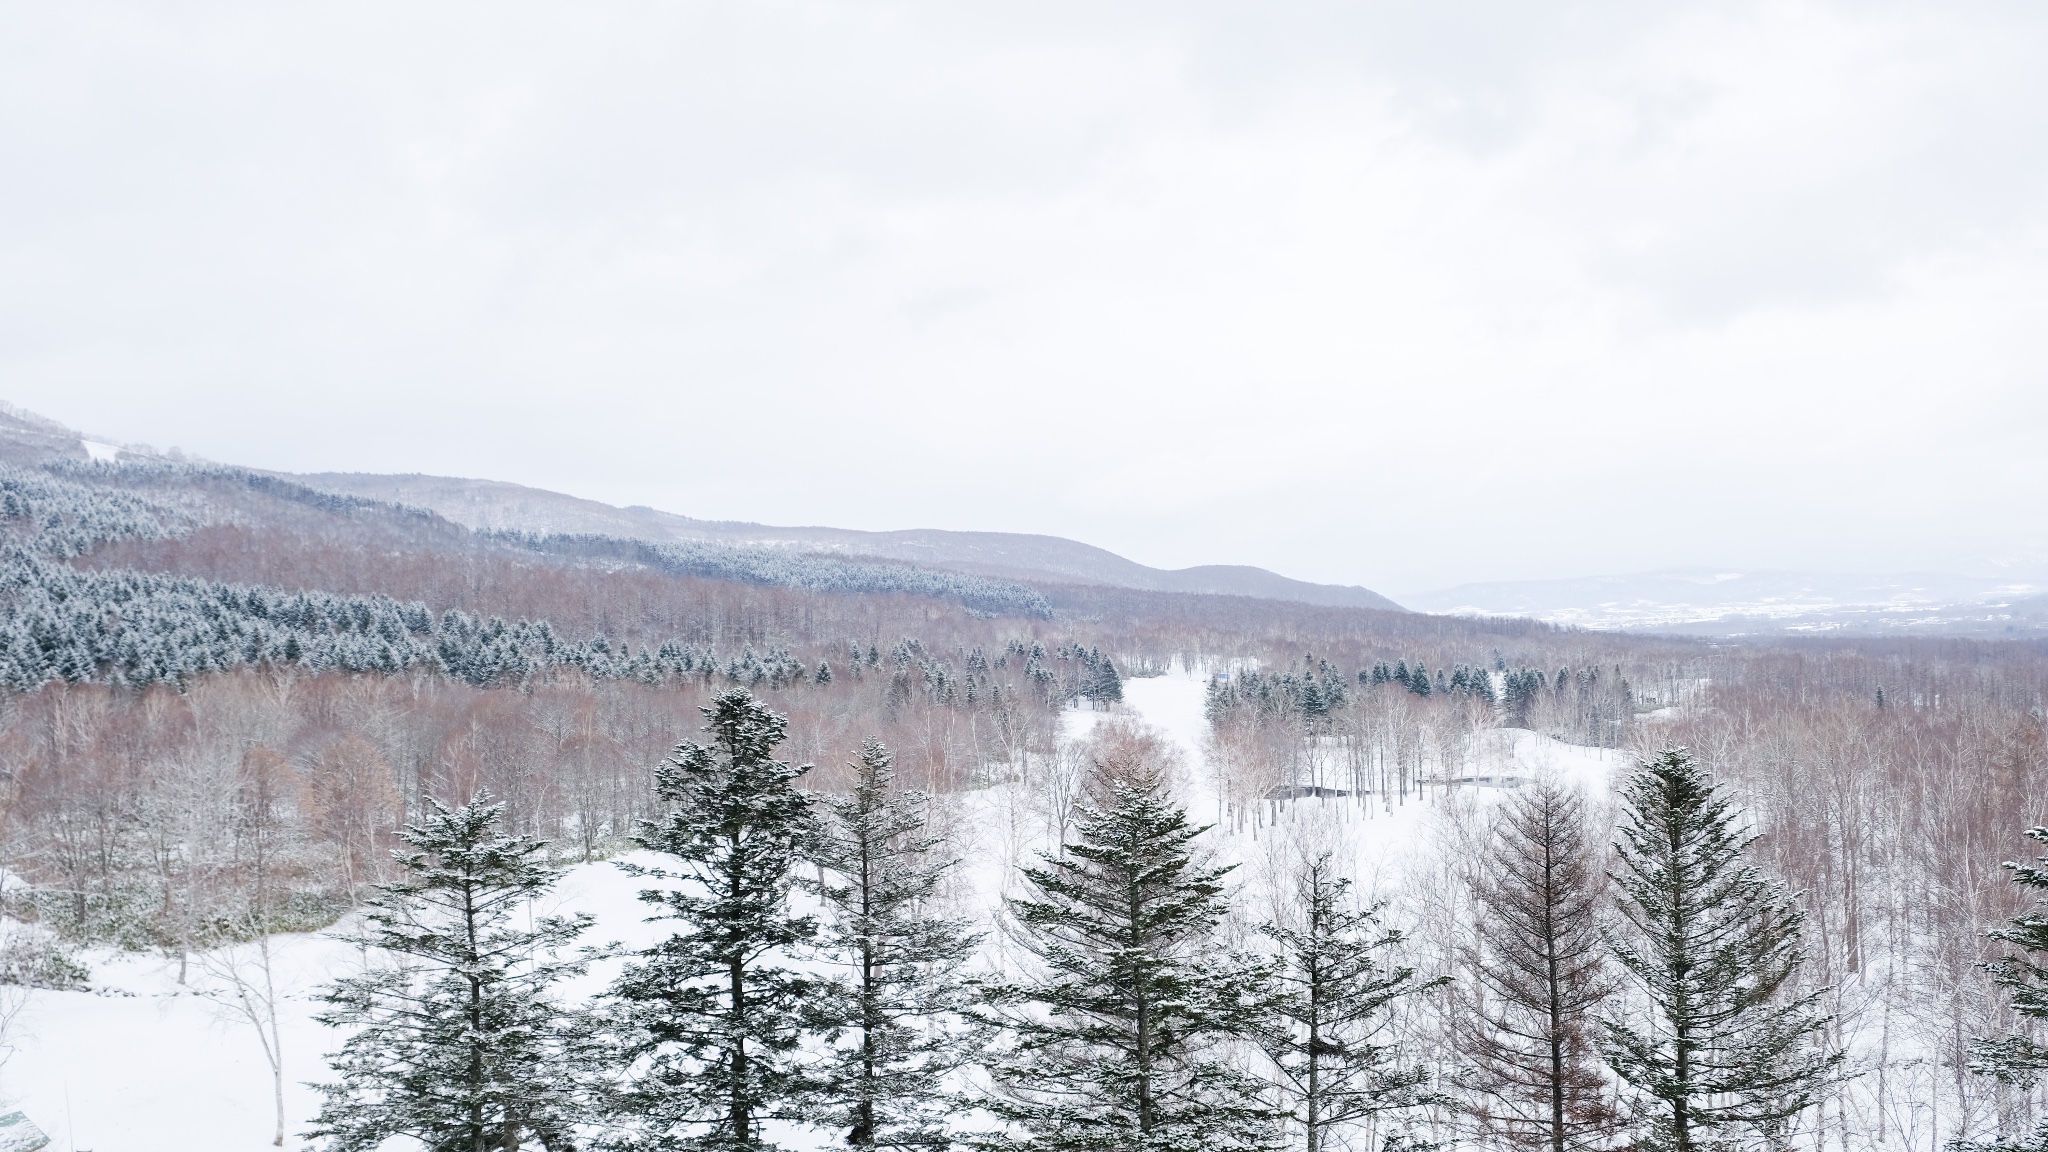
[3,929,349,1151]
[1102,666,1618,888]
[0,666,1623,1150]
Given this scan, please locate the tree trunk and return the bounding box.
[731,952,750,1143]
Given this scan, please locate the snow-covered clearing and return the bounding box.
[0,667,1623,1150]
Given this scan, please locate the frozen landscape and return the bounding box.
[0,669,1622,1151]
[8,2,2048,1147]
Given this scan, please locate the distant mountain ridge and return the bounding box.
[0,404,1403,612]
[294,472,1406,611]
[1402,568,2048,637]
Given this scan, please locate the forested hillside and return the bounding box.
[2,425,2047,1152]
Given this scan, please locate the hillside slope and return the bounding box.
[0,402,1401,612]
[297,471,1406,611]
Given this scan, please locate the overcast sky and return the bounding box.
[3,2,2044,593]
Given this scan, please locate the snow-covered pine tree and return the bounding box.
[1962,826,2048,1152]
[809,739,985,1149]
[1298,676,1326,719]
[1259,850,1439,1152]
[1601,749,1838,1152]
[1090,658,1124,707]
[1460,776,1619,1152]
[307,792,593,1152]
[984,763,1272,1152]
[606,689,821,1152]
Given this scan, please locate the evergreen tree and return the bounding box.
[1461,777,1618,1152]
[606,690,821,1152]
[1962,826,2048,1152]
[1601,749,1838,1152]
[1079,655,1123,707]
[308,793,593,1152]
[810,739,985,1150]
[1259,851,1439,1152]
[985,767,1272,1152]
[1096,658,1123,704]
[1298,676,1326,718]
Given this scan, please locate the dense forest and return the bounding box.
[3,449,2047,1152]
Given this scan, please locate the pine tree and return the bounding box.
[1094,658,1123,705]
[1460,777,1618,1152]
[985,766,1272,1152]
[307,792,593,1152]
[1298,676,1326,718]
[810,739,985,1150]
[606,690,821,1152]
[1259,851,1439,1152]
[1962,826,2048,1152]
[1601,749,1838,1152]
[1078,654,1123,707]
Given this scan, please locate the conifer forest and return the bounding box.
[3,440,2048,1152]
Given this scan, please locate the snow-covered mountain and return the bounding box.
[1401,568,2048,636]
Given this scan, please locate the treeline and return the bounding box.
[285,691,2048,1152]
[495,530,1055,618]
[0,458,1063,691]
[14,458,1054,621]
[1207,656,1635,736]
[1,550,888,692]
[0,630,1139,948]
[1200,653,1639,828]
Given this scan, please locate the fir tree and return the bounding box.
[606,690,821,1152]
[810,739,985,1150]
[1601,749,1839,1152]
[1091,658,1124,706]
[307,793,593,1152]
[1962,826,2048,1152]
[1259,851,1439,1152]
[1461,777,1619,1152]
[1298,676,1326,719]
[985,766,1272,1152]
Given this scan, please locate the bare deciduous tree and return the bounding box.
[1460,775,1619,1152]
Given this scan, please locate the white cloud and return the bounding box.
[3,0,2043,590]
